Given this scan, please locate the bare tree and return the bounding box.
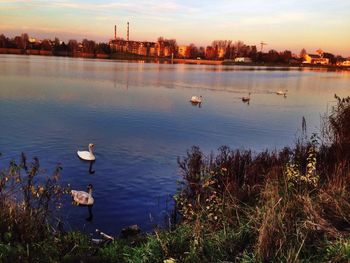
[281,50,292,63]
[41,39,52,51]
[299,48,307,60]
[0,34,7,48]
[68,39,78,54]
[82,39,96,54]
[21,33,29,50]
[234,41,245,57]
[186,43,199,59]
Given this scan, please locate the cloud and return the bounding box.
[0,0,194,18]
[1,0,349,55]
[240,11,308,26]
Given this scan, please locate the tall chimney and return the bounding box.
[127,22,129,42]
[114,25,117,39]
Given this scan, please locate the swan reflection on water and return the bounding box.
[190,101,202,108]
[86,205,93,221]
[89,160,95,174]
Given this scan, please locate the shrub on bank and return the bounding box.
[173,95,350,262]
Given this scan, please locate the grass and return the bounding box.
[1,95,350,262]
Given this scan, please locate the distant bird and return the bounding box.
[190,95,202,104]
[242,93,251,103]
[276,89,288,96]
[77,143,95,161]
[71,184,94,206]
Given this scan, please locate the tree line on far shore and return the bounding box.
[0,33,348,64]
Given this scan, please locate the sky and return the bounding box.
[0,0,349,56]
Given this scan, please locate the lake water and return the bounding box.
[0,54,349,235]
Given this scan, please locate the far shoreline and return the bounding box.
[1,49,349,71]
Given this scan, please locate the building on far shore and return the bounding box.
[109,36,175,58]
[155,39,173,57]
[217,48,225,59]
[28,37,39,44]
[234,57,253,63]
[109,39,157,57]
[340,60,350,66]
[303,51,329,65]
[177,45,188,58]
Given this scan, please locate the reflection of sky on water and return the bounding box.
[0,54,349,234]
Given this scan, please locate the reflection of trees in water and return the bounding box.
[113,66,129,90]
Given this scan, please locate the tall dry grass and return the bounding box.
[0,155,68,249]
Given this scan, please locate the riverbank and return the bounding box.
[1,95,350,262]
[1,48,349,70]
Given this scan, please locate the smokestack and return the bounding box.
[114,25,117,39]
[127,22,129,42]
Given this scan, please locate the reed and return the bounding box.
[173,95,350,262]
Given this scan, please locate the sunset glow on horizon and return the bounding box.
[0,0,349,56]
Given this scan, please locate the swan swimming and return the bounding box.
[190,95,202,103]
[71,184,94,206]
[276,89,288,96]
[77,143,95,161]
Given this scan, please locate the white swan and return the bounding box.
[77,143,95,161]
[242,93,251,103]
[276,89,288,96]
[190,95,202,103]
[71,184,94,206]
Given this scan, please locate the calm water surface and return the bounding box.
[0,55,349,234]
